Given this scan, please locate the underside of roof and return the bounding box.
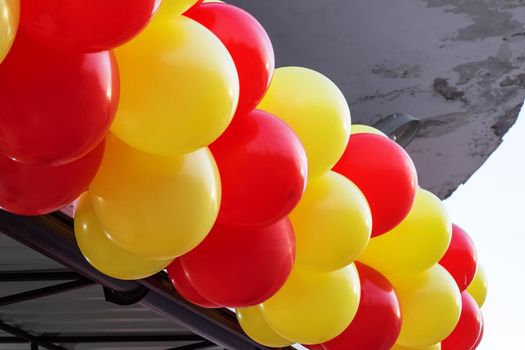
[229,0,525,198]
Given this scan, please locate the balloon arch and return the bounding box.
[0,1,486,349]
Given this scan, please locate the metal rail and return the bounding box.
[0,210,292,350]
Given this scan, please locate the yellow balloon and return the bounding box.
[75,194,172,280]
[0,0,19,63]
[236,306,294,347]
[393,265,461,347]
[290,171,371,271]
[89,134,221,260]
[258,67,351,178]
[351,124,386,136]
[156,0,200,18]
[466,264,488,308]
[113,15,239,155]
[359,188,452,277]
[392,343,441,350]
[260,264,360,344]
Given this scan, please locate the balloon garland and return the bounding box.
[0,1,488,349]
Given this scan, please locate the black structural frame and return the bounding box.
[0,211,291,350]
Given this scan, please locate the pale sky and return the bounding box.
[444,101,525,349]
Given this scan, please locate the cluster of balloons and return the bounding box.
[0,1,488,349]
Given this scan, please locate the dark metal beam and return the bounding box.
[0,279,93,307]
[166,341,216,350]
[0,337,25,343]
[0,211,293,350]
[0,270,82,282]
[0,322,65,350]
[36,335,204,344]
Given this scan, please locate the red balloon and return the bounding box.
[322,262,401,350]
[184,0,204,14]
[442,292,483,350]
[178,219,296,307]
[439,224,478,292]
[210,109,307,228]
[20,0,159,52]
[472,314,484,349]
[167,260,222,309]
[333,134,418,237]
[186,3,275,115]
[0,33,118,165]
[0,140,105,215]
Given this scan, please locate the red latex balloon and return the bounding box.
[184,0,204,14]
[0,33,118,165]
[306,346,325,350]
[186,3,275,115]
[442,292,483,350]
[178,219,296,307]
[210,109,307,228]
[167,260,222,309]
[0,140,105,215]
[439,224,478,292]
[333,134,418,237]
[20,0,159,52]
[472,314,484,349]
[322,262,401,350]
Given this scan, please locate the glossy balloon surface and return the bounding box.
[167,259,221,308]
[359,188,452,277]
[75,194,172,280]
[20,0,159,52]
[333,133,418,236]
[466,265,488,308]
[322,262,401,350]
[0,33,118,164]
[237,306,294,347]
[393,265,461,347]
[259,67,351,178]
[0,0,18,62]
[261,264,361,344]
[113,15,238,155]
[186,2,274,115]
[441,292,483,350]
[0,140,104,215]
[178,219,295,307]
[439,224,478,291]
[90,135,221,260]
[290,171,371,271]
[210,109,307,228]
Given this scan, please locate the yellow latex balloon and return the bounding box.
[258,67,351,178]
[351,124,386,136]
[359,188,452,277]
[90,134,221,260]
[392,343,441,350]
[393,265,461,347]
[466,264,488,308]
[0,0,19,63]
[113,15,239,155]
[156,0,200,18]
[290,171,371,271]
[237,306,294,348]
[75,194,172,280]
[260,264,360,344]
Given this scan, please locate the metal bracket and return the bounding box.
[373,112,422,148]
[103,285,150,306]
